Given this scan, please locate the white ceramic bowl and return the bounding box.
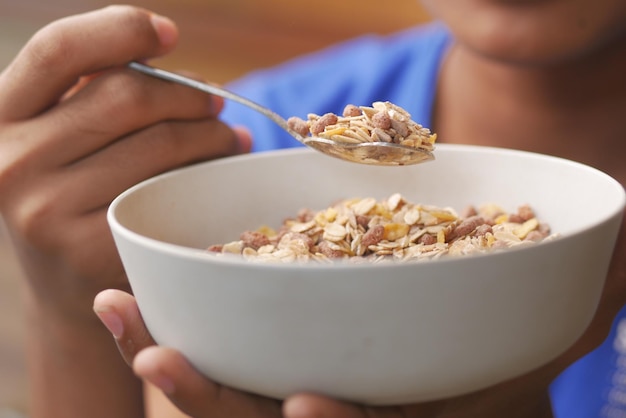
[108,144,624,405]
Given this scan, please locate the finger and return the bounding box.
[233,125,253,154]
[64,118,244,212]
[59,73,100,102]
[30,67,223,166]
[144,383,193,418]
[134,346,282,417]
[94,289,155,366]
[284,393,419,418]
[284,394,368,418]
[0,5,178,121]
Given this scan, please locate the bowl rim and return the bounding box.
[107,144,626,271]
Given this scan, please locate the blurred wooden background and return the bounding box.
[0,0,432,82]
[0,0,431,413]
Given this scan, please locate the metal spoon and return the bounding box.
[128,62,434,166]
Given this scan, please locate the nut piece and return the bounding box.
[240,231,270,250]
[361,225,385,248]
[318,240,346,259]
[287,116,310,137]
[310,113,339,136]
[446,216,485,242]
[343,104,362,117]
[372,111,392,130]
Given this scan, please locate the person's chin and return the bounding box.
[453,19,603,68]
[467,33,617,68]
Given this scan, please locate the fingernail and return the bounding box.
[94,307,124,339]
[233,126,253,153]
[209,95,225,116]
[148,374,176,395]
[150,14,178,47]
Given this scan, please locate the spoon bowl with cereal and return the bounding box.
[129,62,436,166]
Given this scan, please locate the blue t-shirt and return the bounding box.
[220,22,448,153]
[550,307,626,418]
[220,22,621,417]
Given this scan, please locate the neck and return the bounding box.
[434,36,626,184]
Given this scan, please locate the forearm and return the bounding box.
[24,286,144,418]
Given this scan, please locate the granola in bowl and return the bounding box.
[207,193,555,263]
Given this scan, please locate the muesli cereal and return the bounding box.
[207,194,555,263]
[287,101,436,154]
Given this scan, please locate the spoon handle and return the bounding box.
[128,62,289,129]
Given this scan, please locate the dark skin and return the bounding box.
[1,1,624,417]
[0,6,248,418]
[96,0,626,416]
